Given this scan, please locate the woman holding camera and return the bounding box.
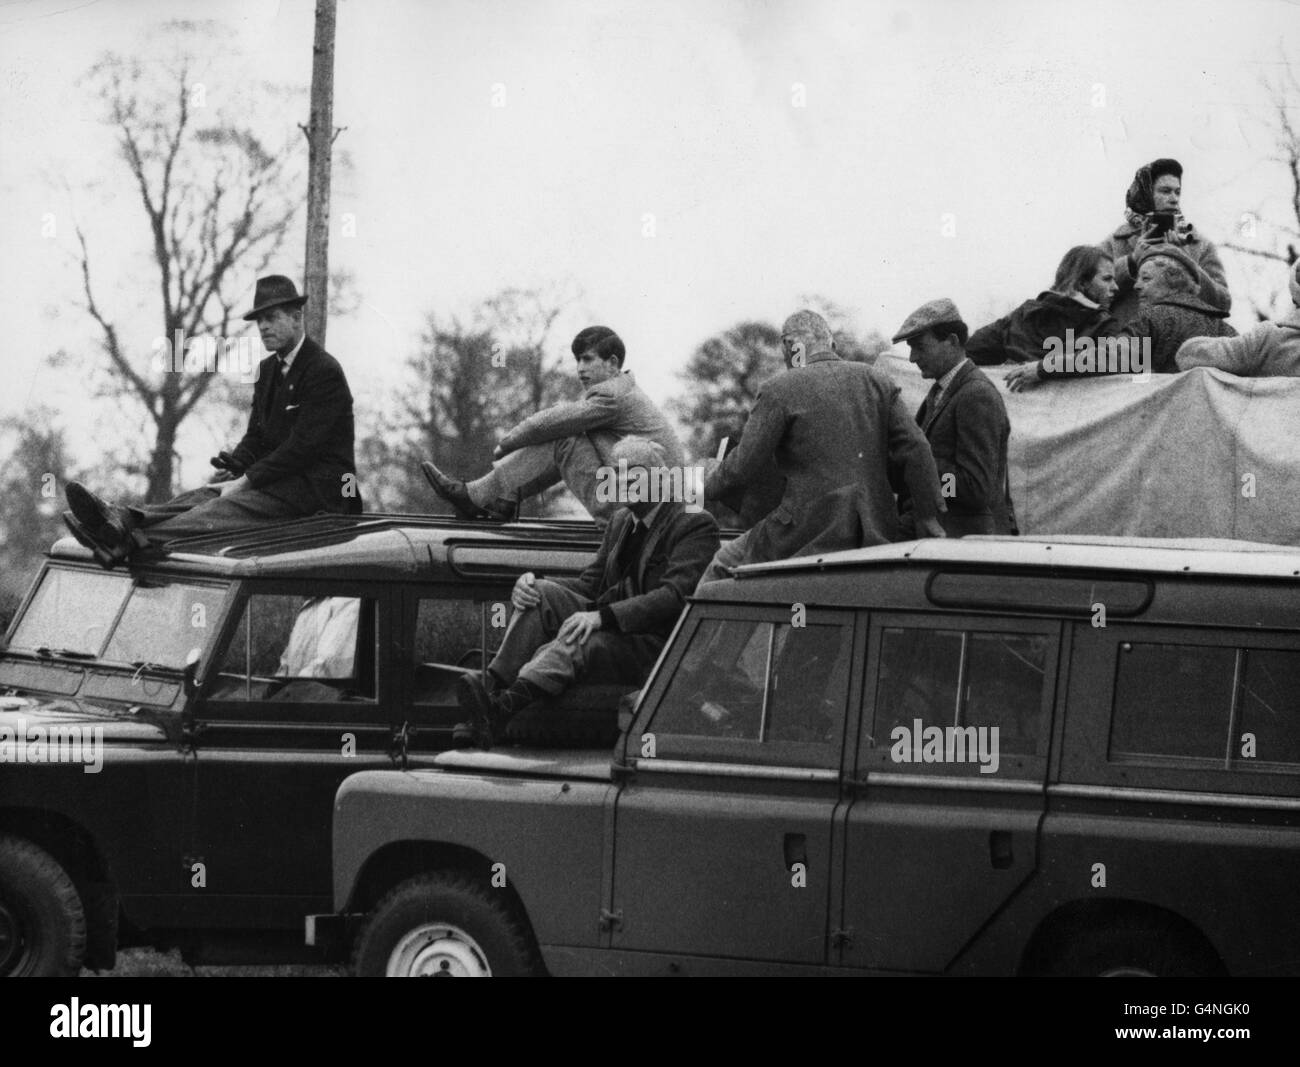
[1098,157,1231,326]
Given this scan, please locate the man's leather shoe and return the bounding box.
[453,673,503,749]
[66,482,137,554]
[420,461,514,522]
[62,512,126,570]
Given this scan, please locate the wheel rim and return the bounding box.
[386,923,492,977]
[1100,964,1156,977]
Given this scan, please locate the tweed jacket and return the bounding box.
[1040,294,1237,378]
[1177,307,1300,377]
[230,336,359,512]
[705,352,944,559]
[498,370,685,468]
[553,502,719,638]
[901,360,1015,537]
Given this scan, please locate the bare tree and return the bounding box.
[1222,45,1300,319]
[360,288,581,515]
[73,22,302,502]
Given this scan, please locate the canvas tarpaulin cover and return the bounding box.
[887,359,1300,546]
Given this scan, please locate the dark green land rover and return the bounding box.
[323,536,1300,977]
[0,513,622,976]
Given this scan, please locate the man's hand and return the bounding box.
[917,516,947,539]
[511,572,541,612]
[1005,363,1044,393]
[557,610,602,647]
[209,474,249,497]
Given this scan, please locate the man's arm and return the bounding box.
[242,358,353,489]
[604,514,720,635]
[228,376,269,471]
[1176,326,1266,376]
[703,389,787,501]
[885,389,944,525]
[497,389,620,454]
[966,316,1011,365]
[550,518,617,602]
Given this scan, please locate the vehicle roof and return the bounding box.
[48,512,605,580]
[712,534,1300,587]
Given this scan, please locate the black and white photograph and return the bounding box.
[0,0,1296,1019]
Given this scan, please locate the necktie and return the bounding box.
[618,520,649,576]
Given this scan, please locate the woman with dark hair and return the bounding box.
[966,245,1119,366]
[1098,157,1230,326]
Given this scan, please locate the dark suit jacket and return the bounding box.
[555,503,719,638]
[904,360,1014,537]
[230,337,360,513]
[705,352,944,561]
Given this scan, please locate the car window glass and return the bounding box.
[1240,649,1300,765]
[650,617,770,740]
[766,623,853,744]
[102,581,227,669]
[9,568,129,656]
[1109,643,1234,761]
[412,598,505,705]
[211,595,375,702]
[871,626,1049,765]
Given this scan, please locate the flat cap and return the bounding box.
[892,298,965,344]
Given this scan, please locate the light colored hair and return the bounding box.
[780,309,833,347]
[608,435,667,470]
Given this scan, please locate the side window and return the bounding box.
[866,623,1052,776]
[642,613,853,766]
[1240,649,1300,766]
[1109,643,1234,760]
[1109,642,1300,771]
[212,595,376,703]
[411,597,505,706]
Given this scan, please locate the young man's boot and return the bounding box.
[453,674,546,750]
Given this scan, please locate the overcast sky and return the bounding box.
[2,0,1298,481]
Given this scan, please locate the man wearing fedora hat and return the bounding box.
[892,298,1016,538]
[63,274,360,567]
[1005,245,1236,391]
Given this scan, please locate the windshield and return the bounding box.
[8,568,129,655]
[8,567,228,670]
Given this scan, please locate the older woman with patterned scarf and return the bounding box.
[1098,157,1231,326]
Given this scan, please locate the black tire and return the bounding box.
[1042,919,1223,977]
[353,871,540,977]
[0,835,87,977]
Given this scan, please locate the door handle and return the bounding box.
[989,830,1013,869]
[783,832,807,870]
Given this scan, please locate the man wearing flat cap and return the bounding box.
[697,309,946,584]
[1005,245,1236,390]
[63,274,360,567]
[893,299,1016,537]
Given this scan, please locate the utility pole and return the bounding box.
[302,0,340,344]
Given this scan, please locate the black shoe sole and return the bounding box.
[62,513,126,570]
[420,462,514,523]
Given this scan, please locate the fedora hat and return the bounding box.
[242,275,308,321]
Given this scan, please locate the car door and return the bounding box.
[187,580,399,927]
[838,612,1060,972]
[608,604,859,970]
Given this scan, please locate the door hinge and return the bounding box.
[830,927,854,949]
[390,720,414,769]
[599,907,623,932]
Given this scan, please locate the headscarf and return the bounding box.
[1125,158,1183,215]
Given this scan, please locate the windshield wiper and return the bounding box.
[130,660,179,675]
[34,647,96,660]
